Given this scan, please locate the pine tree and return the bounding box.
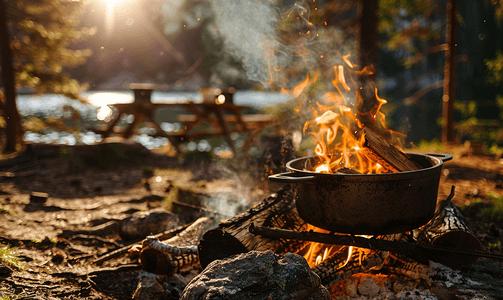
[0,0,94,153]
[486,1,503,87]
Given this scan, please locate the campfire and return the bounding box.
[127,61,503,299]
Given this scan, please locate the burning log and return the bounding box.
[197,185,310,268]
[360,128,422,172]
[139,217,213,275]
[415,187,482,269]
[383,253,434,282]
[311,234,402,287]
[313,246,390,288]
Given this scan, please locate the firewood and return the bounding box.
[139,217,213,275]
[143,236,198,256]
[361,128,422,172]
[311,234,402,287]
[93,222,193,265]
[383,253,434,282]
[197,185,310,268]
[314,248,390,288]
[415,187,482,269]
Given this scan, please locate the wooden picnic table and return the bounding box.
[94,85,275,154]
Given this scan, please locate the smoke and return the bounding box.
[208,0,281,86]
[207,0,355,90]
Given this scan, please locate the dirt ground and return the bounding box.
[0,142,502,299]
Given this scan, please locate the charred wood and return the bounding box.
[139,217,212,275]
[197,185,309,268]
[415,187,482,269]
[312,234,401,287]
[314,247,390,288]
[383,253,434,282]
[144,237,198,256]
[361,128,422,172]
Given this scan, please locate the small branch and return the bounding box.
[93,222,192,265]
[403,81,443,106]
[143,236,198,256]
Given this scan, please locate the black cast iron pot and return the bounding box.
[269,153,452,235]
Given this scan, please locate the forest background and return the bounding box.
[2,0,503,153]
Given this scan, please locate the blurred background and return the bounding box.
[1,0,503,155]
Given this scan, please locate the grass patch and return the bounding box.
[487,241,502,251]
[478,193,503,222]
[0,245,23,270]
[413,139,446,152]
[461,193,503,222]
[0,205,11,214]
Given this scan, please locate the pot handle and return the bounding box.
[426,153,453,162]
[268,172,317,183]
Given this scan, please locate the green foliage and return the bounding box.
[478,193,503,222]
[0,245,23,270]
[6,0,95,100]
[378,0,441,67]
[454,100,478,119]
[487,241,502,251]
[495,0,503,26]
[485,51,503,86]
[497,95,503,119]
[453,99,503,154]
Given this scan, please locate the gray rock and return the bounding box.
[180,250,331,300]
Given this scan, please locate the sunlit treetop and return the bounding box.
[5,0,96,100]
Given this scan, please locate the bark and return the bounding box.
[0,0,22,153]
[361,128,423,172]
[415,200,482,269]
[197,185,309,268]
[139,217,212,275]
[356,0,379,131]
[442,0,458,143]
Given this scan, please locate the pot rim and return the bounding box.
[285,153,447,180]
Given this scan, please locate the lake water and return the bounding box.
[18,90,293,152]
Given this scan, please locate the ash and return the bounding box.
[332,260,502,300]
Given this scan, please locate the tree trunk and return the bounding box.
[0,0,22,153]
[356,0,379,131]
[442,0,458,143]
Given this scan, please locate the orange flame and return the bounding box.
[285,58,401,266]
[300,62,396,175]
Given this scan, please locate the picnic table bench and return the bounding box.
[94,84,275,155]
